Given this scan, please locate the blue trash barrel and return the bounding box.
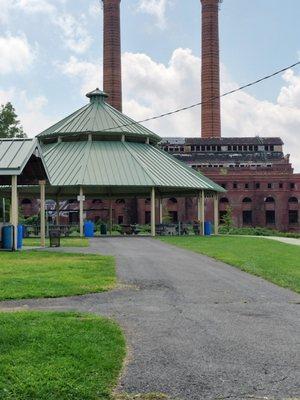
[17,225,23,249]
[204,221,212,236]
[2,225,14,250]
[84,221,94,238]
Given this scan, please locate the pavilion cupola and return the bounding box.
[86,88,109,103]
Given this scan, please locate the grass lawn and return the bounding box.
[0,312,125,400]
[23,237,90,247]
[0,251,116,300]
[159,236,300,293]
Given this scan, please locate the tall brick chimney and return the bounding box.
[102,0,122,111]
[201,0,221,138]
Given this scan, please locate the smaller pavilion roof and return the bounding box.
[0,138,38,175]
[38,89,161,144]
[0,138,49,187]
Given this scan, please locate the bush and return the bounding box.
[219,226,300,239]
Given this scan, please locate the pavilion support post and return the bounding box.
[201,190,205,236]
[197,192,201,236]
[159,197,163,224]
[109,200,113,235]
[11,176,18,250]
[151,187,156,237]
[214,193,219,235]
[79,187,84,238]
[56,198,60,226]
[2,198,6,224]
[39,180,46,248]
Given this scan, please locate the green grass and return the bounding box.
[159,236,300,293]
[0,312,125,400]
[0,251,116,300]
[23,237,90,247]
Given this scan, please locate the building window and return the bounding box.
[243,197,252,203]
[265,197,275,203]
[289,197,298,203]
[221,183,227,189]
[145,211,151,224]
[168,197,178,204]
[21,198,32,205]
[255,183,260,189]
[268,183,272,189]
[118,215,124,224]
[243,211,252,224]
[220,197,229,204]
[169,211,178,223]
[290,183,295,189]
[266,210,276,224]
[233,183,238,189]
[92,199,103,204]
[116,199,125,205]
[145,198,151,205]
[289,210,298,224]
[279,183,283,189]
[245,183,249,189]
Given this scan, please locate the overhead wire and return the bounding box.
[102,60,300,132]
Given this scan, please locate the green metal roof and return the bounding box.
[38,89,161,144]
[41,140,225,193]
[0,139,39,175]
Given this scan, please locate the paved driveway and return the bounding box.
[1,238,299,400]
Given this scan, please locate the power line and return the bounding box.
[103,60,300,132]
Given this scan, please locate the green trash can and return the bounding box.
[100,224,107,235]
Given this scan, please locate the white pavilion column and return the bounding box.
[39,180,46,248]
[159,196,163,224]
[109,200,113,235]
[214,193,219,235]
[56,197,60,225]
[11,176,18,250]
[79,187,84,237]
[201,190,205,236]
[151,187,156,237]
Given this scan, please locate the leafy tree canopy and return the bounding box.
[0,102,27,138]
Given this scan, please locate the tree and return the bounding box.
[0,102,26,138]
[221,206,233,229]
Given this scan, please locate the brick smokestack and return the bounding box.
[102,0,122,111]
[201,0,221,138]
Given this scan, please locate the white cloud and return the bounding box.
[137,0,171,29]
[57,56,101,95]
[0,0,92,54]
[15,0,55,14]
[0,34,35,74]
[0,87,55,136]
[122,49,300,172]
[47,48,300,172]
[54,14,92,54]
[88,0,101,18]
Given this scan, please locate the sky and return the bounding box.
[1,0,300,171]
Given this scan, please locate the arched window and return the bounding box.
[21,199,32,205]
[243,197,252,203]
[220,197,229,204]
[168,198,178,204]
[265,197,275,203]
[92,199,103,204]
[145,198,151,205]
[288,197,298,203]
[116,199,125,205]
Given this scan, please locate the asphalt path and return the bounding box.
[1,238,299,400]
